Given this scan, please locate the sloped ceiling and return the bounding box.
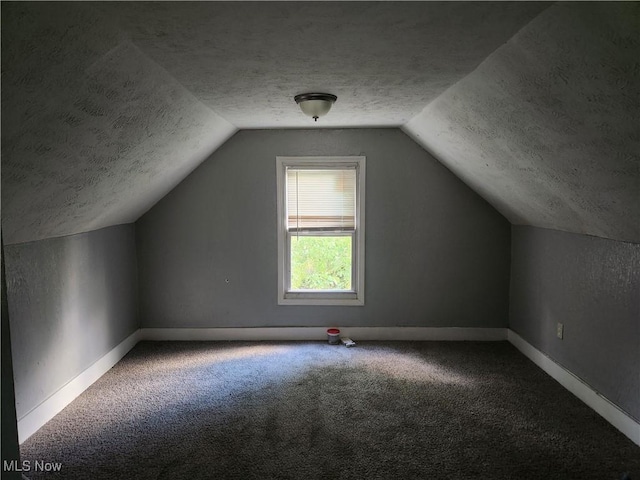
[2,2,638,245]
[1,2,236,245]
[96,1,547,128]
[404,2,640,243]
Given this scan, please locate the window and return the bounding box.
[276,156,365,305]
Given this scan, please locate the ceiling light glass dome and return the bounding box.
[294,93,337,121]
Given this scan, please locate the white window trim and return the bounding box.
[276,156,365,306]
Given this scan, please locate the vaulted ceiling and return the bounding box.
[2,2,638,245]
[404,2,639,243]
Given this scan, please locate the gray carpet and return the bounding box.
[20,341,639,479]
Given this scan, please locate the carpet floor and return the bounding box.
[20,341,640,479]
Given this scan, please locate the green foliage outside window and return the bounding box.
[290,236,352,290]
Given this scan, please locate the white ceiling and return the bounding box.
[99,1,548,128]
[404,2,640,243]
[2,2,638,245]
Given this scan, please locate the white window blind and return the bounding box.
[287,168,356,231]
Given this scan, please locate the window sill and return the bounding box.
[279,292,364,306]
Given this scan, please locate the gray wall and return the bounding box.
[136,129,510,328]
[4,224,139,419]
[510,225,639,420]
[2,236,21,478]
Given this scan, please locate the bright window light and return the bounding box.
[276,156,365,306]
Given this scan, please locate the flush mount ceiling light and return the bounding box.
[294,93,337,122]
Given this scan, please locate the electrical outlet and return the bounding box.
[556,322,564,339]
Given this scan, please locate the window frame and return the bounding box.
[276,156,365,306]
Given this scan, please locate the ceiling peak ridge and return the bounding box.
[403,2,555,129]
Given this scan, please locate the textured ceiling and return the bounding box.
[403,2,640,243]
[1,2,236,244]
[96,1,547,128]
[2,2,638,245]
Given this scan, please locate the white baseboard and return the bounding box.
[19,327,637,449]
[139,326,508,342]
[17,330,140,444]
[507,329,640,447]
